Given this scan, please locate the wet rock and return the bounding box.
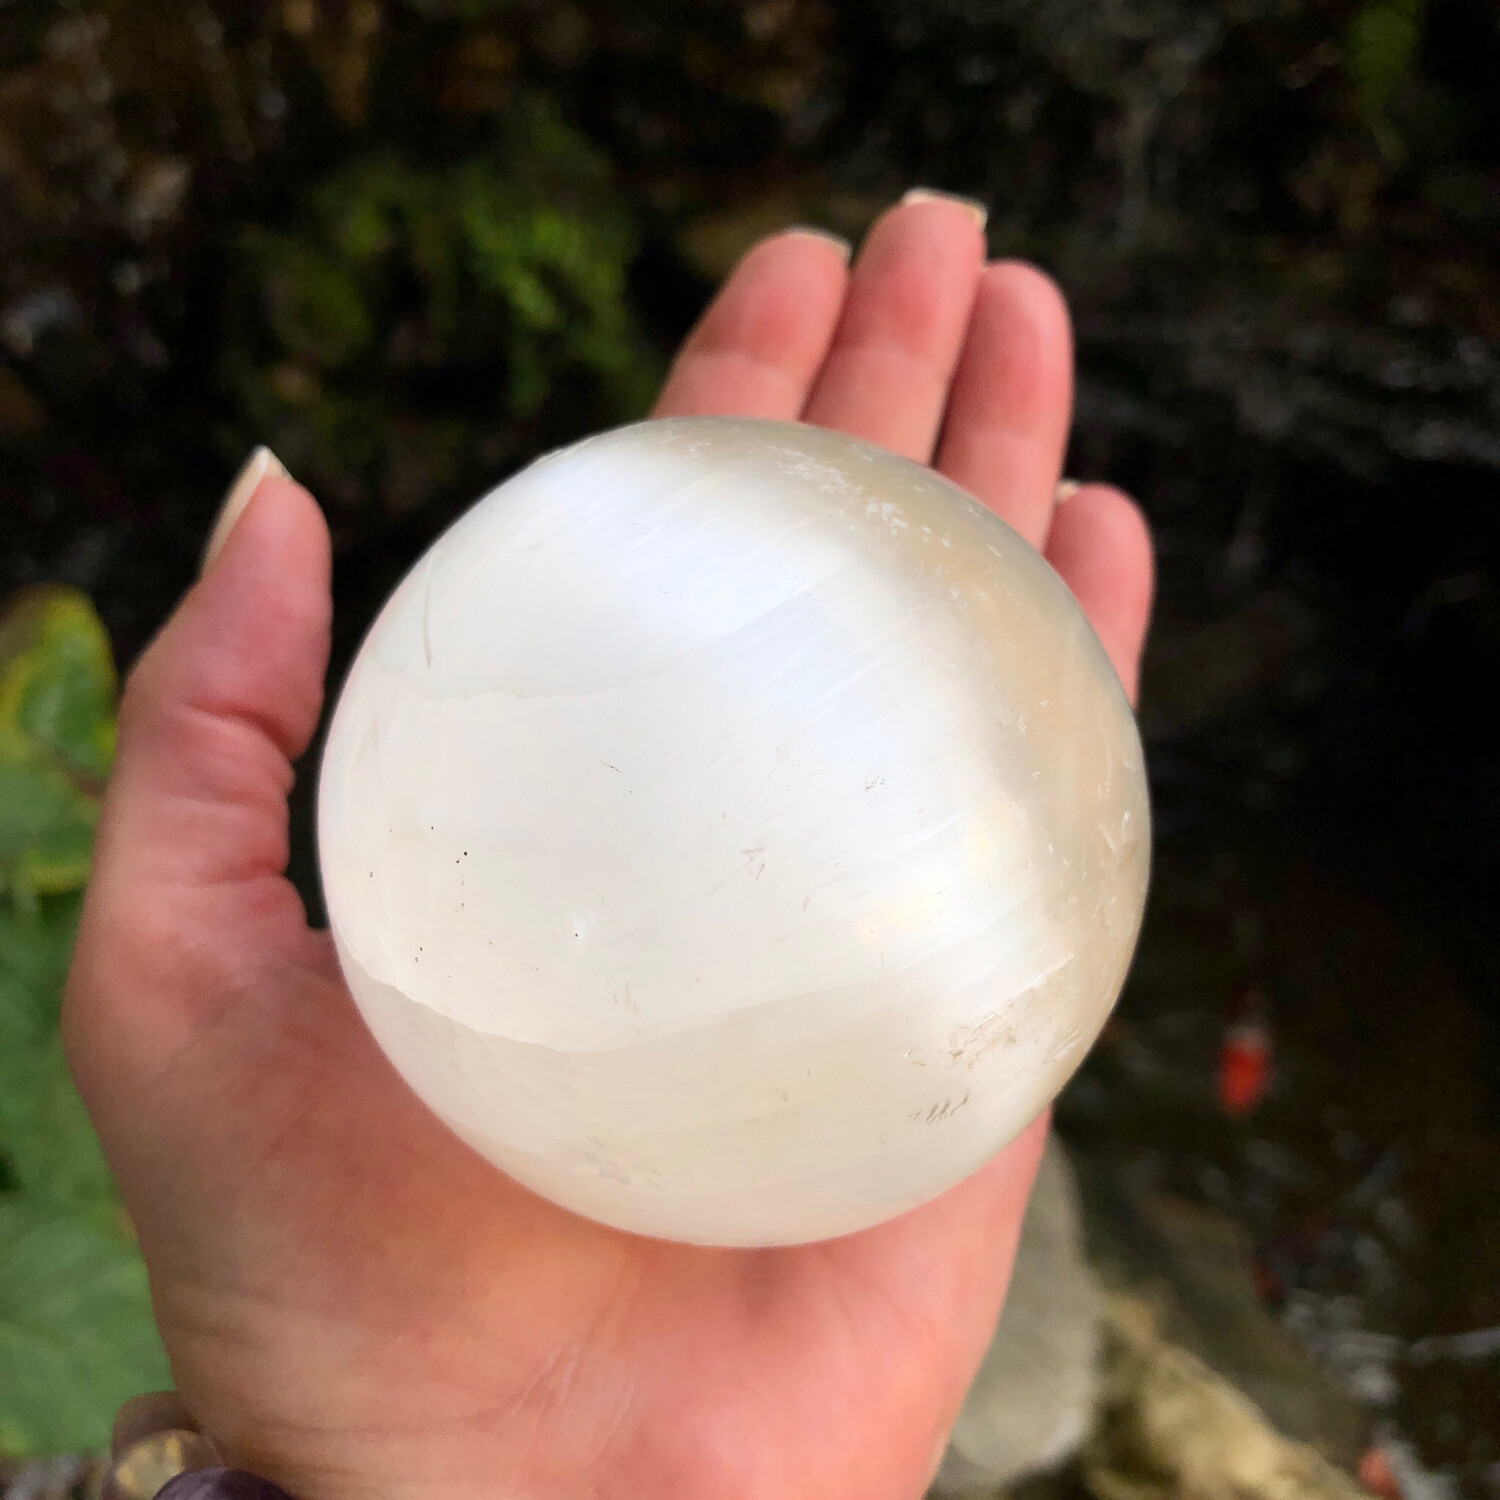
[1075,1158,1367,1463]
[930,1134,1373,1499]
[934,1137,1106,1495]
[1084,1295,1373,1500]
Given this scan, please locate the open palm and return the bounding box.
[65,195,1153,1500]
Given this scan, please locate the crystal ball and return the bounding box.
[317,417,1149,1246]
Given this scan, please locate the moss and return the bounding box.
[224,96,659,517]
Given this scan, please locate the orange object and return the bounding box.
[1358,1445,1401,1500]
[1218,1017,1272,1116]
[1250,1257,1284,1305]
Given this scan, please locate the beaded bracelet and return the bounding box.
[153,1474,293,1500]
[103,1395,292,1500]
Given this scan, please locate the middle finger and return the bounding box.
[800,191,988,462]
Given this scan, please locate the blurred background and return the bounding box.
[1,0,1496,1492]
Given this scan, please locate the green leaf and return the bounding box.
[0,1197,169,1457]
[0,589,165,1458]
[0,759,98,906]
[0,588,116,905]
[0,587,116,782]
[0,1018,117,1219]
[0,894,80,1047]
[0,892,164,1461]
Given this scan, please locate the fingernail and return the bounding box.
[1055,478,1082,503]
[786,224,853,261]
[203,447,288,575]
[900,187,988,230]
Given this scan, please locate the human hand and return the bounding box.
[65,192,1153,1500]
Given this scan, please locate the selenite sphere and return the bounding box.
[317,417,1150,1246]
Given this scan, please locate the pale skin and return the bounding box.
[64,195,1154,1500]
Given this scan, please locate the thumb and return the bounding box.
[99,450,332,896]
[70,451,332,1035]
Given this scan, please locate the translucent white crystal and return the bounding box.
[317,417,1150,1245]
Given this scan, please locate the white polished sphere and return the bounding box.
[318,417,1149,1246]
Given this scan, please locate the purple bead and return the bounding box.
[155,1470,296,1500]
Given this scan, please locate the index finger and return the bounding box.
[653,229,851,420]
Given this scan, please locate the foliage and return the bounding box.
[0,588,168,1457]
[225,98,659,516]
[0,1197,164,1460]
[0,589,115,907]
[1346,0,1428,122]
